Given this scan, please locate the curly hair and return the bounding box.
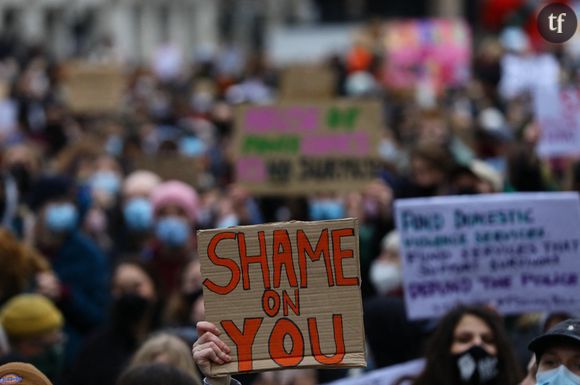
[0,229,51,304]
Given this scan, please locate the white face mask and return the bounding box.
[369,261,402,295]
[536,365,580,385]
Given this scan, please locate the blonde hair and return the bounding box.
[130,333,201,385]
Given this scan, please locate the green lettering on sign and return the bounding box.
[327,107,360,131]
[242,135,300,155]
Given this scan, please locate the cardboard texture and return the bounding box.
[279,65,336,100]
[132,155,201,188]
[198,218,366,375]
[233,100,382,195]
[63,62,125,113]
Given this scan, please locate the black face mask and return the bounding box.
[184,287,203,306]
[453,345,498,385]
[111,293,153,331]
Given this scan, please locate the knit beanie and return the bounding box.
[0,294,63,338]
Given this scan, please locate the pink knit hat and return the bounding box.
[150,180,199,222]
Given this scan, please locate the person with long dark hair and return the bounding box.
[409,306,523,385]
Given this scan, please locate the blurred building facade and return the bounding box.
[0,0,461,63]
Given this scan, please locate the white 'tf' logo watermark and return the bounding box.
[548,12,567,34]
[538,3,577,43]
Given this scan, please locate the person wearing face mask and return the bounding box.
[112,171,162,256]
[409,306,523,385]
[369,231,403,297]
[363,231,428,369]
[308,195,345,221]
[149,180,199,297]
[65,260,161,385]
[27,176,108,369]
[0,294,65,383]
[83,156,125,253]
[527,319,580,385]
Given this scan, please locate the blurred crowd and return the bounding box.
[0,3,580,385]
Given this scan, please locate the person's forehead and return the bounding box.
[543,344,580,357]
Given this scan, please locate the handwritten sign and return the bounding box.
[131,155,202,188]
[234,101,382,195]
[62,62,125,113]
[395,193,580,320]
[279,65,336,100]
[535,87,580,158]
[198,218,366,375]
[322,359,425,385]
[382,19,471,93]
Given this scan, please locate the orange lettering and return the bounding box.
[203,232,240,294]
[297,229,334,288]
[282,289,300,316]
[308,315,345,365]
[331,228,358,286]
[262,289,280,317]
[238,231,270,290]
[221,318,263,372]
[273,230,298,288]
[268,318,304,367]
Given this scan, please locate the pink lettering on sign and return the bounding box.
[236,157,267,183]
[244,107,320,133]
[301,133,370,156]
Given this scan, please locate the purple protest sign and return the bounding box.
[395,192,580,320]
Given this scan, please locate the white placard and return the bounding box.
[322,359,425,385]
[499,53,559,99]
[395,193,580,320]
[535,87,580,158]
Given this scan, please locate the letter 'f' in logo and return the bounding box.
[548,12,567,33]
[538,3,577,44]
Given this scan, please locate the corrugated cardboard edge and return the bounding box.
[201,218,367,376]
[210,353,366,376]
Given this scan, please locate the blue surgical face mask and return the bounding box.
[90,171,121,196]
[45,203,78,233]
[179,136,206,157]
[105,135,123,157]
[155,216,190,247]
[124,198,153,232]
[536,365,580,385]
[309,200,345,221]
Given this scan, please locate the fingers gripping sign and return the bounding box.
[193,321,233,384]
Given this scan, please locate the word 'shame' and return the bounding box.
[203,227,359,372]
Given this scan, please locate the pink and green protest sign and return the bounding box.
[234,101,382,195]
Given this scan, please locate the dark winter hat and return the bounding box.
[529,318,580,359]
[27,175,73,211]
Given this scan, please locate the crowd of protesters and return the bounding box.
[0,4,580,385]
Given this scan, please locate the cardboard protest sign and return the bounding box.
[234,101,382,195]
[62,62,125,113]
[198,218,366,375]
[382,19,471,93]
[395,193,580,320]
[279,65,336,100]
[132,155,201,188]
[534,87,580,158]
